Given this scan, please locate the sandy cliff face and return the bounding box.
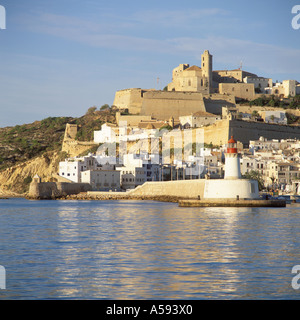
[0,151,62,196]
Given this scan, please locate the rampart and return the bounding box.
[203,119,300,146]
[203,94,236,114]
[140,91,206,120]
[62,123,97,157]
[28,181,92,200]
[86,179,206,200]
[62,139,97,158]
[113,88,153,114]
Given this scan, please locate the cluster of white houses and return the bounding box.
[59,151,205,191]
[241,137,300,193]
[58,133,300,194]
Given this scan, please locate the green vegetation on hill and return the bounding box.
[241,95,300,109]
[0,106,116,171]
[0,117,72,171]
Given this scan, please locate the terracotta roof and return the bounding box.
[185,65,202,72]
[138,121,165,129]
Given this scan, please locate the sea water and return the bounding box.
[0,198,300,299]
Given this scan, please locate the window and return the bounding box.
[251,182,255,193]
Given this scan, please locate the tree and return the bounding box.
[86,106,97,115]
[100,104,110,111]
[243,170,264,191]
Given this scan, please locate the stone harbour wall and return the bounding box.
[27,181,92,200]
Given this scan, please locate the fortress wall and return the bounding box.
[203,119,300,147]
[203,119,230,146]
[64,124,78,140]
[28,181,92,199]
[140,91,206,120]
[62,140,97,157]
[219,83,255,100]
[205,93,236,104]
[142,91,204,100]
[228,119,300,146]
[113,88,148,114]
[204,99,236,115]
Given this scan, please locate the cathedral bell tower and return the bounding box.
[201,50,212,93]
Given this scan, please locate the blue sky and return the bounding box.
[0,0,299,127]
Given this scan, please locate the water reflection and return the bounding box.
[1,199,300,299]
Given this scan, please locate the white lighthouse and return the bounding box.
[224,136,241,180]
[203,136,260,200]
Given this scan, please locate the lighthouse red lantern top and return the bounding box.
[227,136,238,154]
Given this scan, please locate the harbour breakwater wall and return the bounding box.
[28,179,206,201]
[27,181,92,200]
[80,180,206,202]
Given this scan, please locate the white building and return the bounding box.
[259,111,287,125]
[243,76,272,93]
[58,155,98,183]
[117,152,162,189]
[81,170,120,191]
[94,123,120,144]
[117,166,146,190]
[59,154,116,183]
[179,111,221,128]
[265,80,297,98]
[94,122,159,144]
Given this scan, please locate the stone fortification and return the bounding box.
[83,179,206,201]
[219,83,255,100]
[140,91,206,120]
[113,86,237,122]
[203,119,300,146]
[62,123,97,157]
[113,88,154,114]
[203,94,236,114]
[28,180,92,200]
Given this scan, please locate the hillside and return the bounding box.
[0,108,116,195]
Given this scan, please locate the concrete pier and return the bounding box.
[178,199,286,207]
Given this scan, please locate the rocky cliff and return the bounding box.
[0,151,66,196]
[0,108,116,196]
